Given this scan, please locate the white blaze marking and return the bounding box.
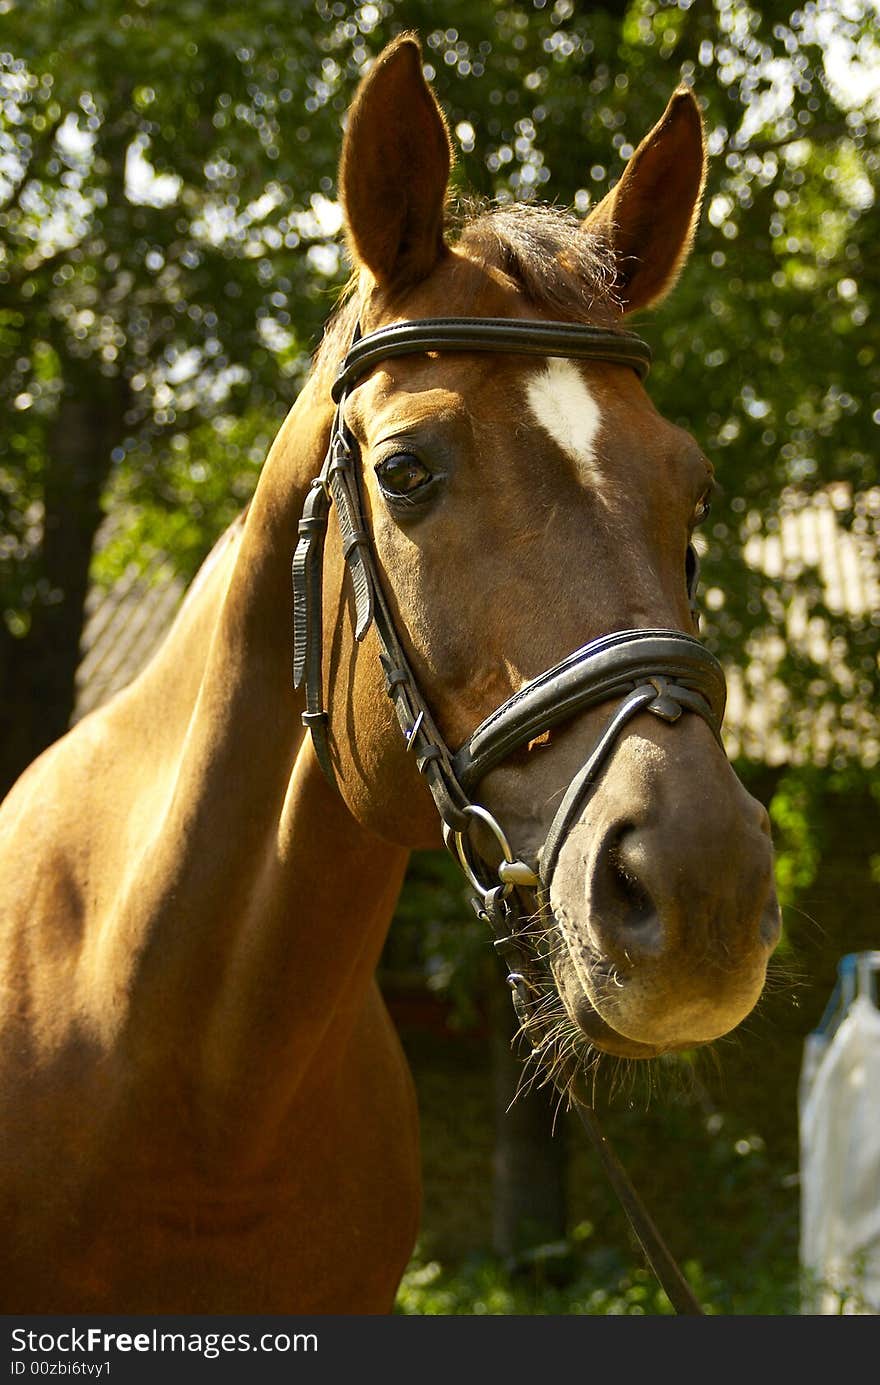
[525,358,602,483]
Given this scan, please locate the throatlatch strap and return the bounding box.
[292,326,367,781]
[292,478,330,691]
[327,435,374,642]
[292,458,335,781]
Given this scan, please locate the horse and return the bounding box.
[0,34,780,1313]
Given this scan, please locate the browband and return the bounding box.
[331,317,652,401]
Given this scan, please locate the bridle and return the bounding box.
[292,315,726,1315]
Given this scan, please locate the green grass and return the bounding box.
[396,1247,705,1315]
[394,1244,802,1315]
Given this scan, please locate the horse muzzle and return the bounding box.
[542,730,781,1056]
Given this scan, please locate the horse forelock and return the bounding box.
[452,201,620,324]
[311,200,621,381]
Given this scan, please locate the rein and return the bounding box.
[292,315,719,1315]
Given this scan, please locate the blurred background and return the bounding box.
[1,0,878,1313]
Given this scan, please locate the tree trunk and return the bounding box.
[0,373,126,798]
[489,974,568,1260]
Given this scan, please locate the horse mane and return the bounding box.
[312,199,620,373]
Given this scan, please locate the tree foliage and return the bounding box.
[1,0,877,793]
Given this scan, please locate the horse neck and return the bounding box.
[105,363,410,1130]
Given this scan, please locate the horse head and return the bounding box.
[301,35,780,1073]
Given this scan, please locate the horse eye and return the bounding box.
[693,492,712,526]
[375,453,433,498]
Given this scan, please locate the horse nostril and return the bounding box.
[760,893,782,949]
[608,844,654,929]
[588,825,663,959]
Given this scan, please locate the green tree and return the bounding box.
[1,0,343,787]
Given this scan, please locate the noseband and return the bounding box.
[292,315,724,1315]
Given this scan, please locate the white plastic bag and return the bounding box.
[799,952,880,1314]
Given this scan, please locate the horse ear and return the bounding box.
[339,34,453,291]
[584,87,707,314]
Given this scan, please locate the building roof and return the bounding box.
[722,485,879,767]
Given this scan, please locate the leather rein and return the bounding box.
[292,315,724,1315]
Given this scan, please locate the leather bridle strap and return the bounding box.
[453,629,726,795]
[571,1097,704,1315]
[331,317,652,402]
[539,680,713,890]
[292,401,377,784]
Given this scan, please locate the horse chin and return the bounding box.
[546,931,767,1062]
[550,956,681,1060]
